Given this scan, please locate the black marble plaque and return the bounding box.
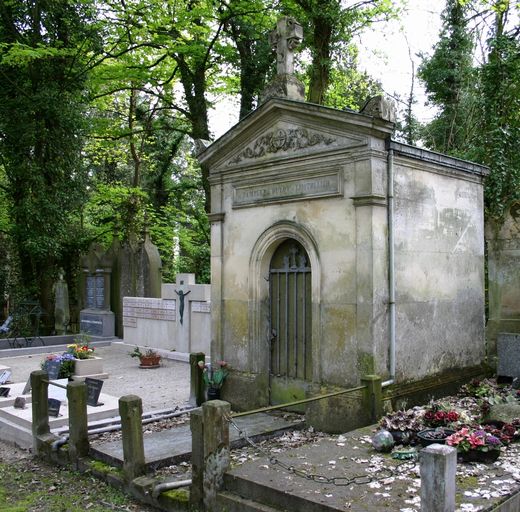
[0,387,10,397]
[95,275,105,309]
[48,398,61,417]
[45,360,62,380]
[86,275,96,309]
[85,377,103,406]
[80,313,103,336]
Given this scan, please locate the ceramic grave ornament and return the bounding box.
[372,430,395,452]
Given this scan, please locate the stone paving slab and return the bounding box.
[91,413,304,471]
[223,425,520,512]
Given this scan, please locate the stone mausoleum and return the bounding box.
[198,18,489,430]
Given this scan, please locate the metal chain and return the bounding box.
[226,415,418,487]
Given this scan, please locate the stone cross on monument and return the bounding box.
[260,17,305,103]
[269,17,303,76]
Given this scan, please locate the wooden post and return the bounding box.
[31,370,50,454]
[202,400,230,511]
[67,380,89,462]
[119,395,145,480]
[361,374,383,423]
[190,408,204,510]
[420,444,457,512]
[190,352,206,406]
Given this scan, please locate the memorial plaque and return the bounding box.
[0,370,11,385]
[48,398,61,417]
[0,387,10,397]
[45,360,62,380]
[95,275,105,308]
[192,301,211,313]
[80,313,103,336]
[85,377,104,406]
[86,275,96,309]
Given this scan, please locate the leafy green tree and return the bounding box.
[0,0,99,317]
[418,0,477,154]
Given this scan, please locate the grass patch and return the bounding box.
[0,458,154,511]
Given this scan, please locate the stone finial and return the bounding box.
[361,95,397,123]
[269,17,303,76]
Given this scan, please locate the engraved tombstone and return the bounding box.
[79,244,115,337]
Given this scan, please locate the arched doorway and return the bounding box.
[269,239,312,404]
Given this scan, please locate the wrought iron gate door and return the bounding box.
[269,240,312,404]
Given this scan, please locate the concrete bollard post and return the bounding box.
[67,380,89,462]
[119,395,146,480]
[202,400,231,512]
[420,444,457,512]
[361,374,383,423]
[31,370,50,454]
[190,352,206,406]
[190,408,204,510]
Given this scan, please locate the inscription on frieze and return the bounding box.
[233,173,342,207]
[229,128,335,165]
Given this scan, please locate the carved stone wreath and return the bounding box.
[228,127,335,165]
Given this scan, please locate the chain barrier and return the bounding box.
[225,414,418,487]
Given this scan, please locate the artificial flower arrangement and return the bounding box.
[446,426,502,453]
[66,343,95,360]
[41,353,76,379]
[423,405,460,427]
[198,360,229,389]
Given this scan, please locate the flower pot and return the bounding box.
[73,357,103,377]
[207,387,221,400]
[460,449,501,463]
[389,430,413,446]
[139,355,161,368]
[417,428,456,447]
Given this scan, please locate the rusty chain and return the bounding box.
[225,414,418,487]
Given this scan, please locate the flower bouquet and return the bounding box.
[446,427,502,463]
[66,343,95,360]
[41,353,76,379]
[198,360,229,400]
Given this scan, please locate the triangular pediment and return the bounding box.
[199,99,387,172]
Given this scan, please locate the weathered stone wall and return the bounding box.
[486,202,520,354]
[200,98,488,416]
[392,154,486,381]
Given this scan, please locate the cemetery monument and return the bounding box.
[198,17,489,431]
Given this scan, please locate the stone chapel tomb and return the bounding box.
[198,17,489,430]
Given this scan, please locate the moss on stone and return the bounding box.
[163,488,190,502]
[358,352,375,375]
[89,460,123,477]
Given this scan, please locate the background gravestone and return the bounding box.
[79,243,115,336]
[497,333,520,379]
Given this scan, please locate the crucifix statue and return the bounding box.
[269,17,303,76]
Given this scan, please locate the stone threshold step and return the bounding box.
[217,491,283,512]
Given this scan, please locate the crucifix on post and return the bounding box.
[269,17,303,76]
[162,274,211,353]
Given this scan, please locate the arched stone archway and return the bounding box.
[248,221,321,403]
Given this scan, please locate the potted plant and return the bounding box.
[422,405,460,428]
[446,427,502,463]
[417,427,456,447]
[198,360,229,400]
[130,346,161,368]
[379,409,424,445]
[66,335,104,377]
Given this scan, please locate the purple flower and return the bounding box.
[486,435,501,446]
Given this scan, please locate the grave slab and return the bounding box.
[0,382,32,408]
[91,412,304,470]
[498,333,520,378]
[0,392,120,430]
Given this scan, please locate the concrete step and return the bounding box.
[223,472,339,512]
[217,491,284,512]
